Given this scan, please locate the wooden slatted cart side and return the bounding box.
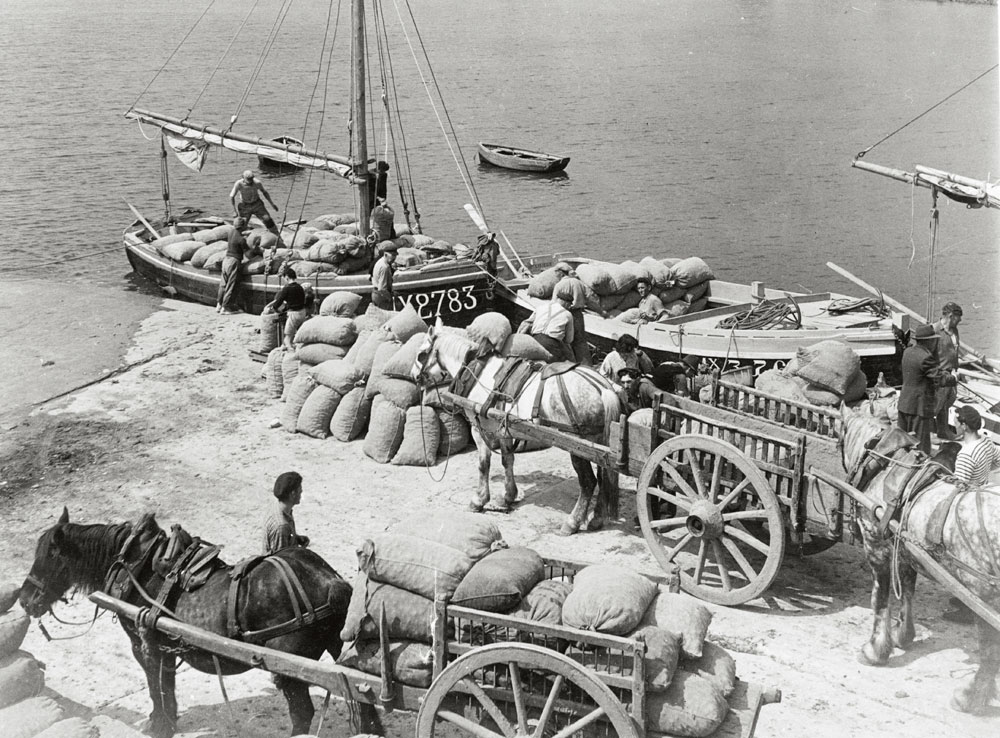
[708,378,842,441]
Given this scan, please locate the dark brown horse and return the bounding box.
[841,405,1000,713]
[19,509,371,737]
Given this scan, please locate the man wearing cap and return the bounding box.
[230,169,281,236]
[370,244,398,310]
[525,288,575,362]
[262,471,310,555]
[897,323,958,455]
[217,217,248,314]
[933,302,963,440]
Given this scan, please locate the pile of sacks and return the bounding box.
[754,339,869,407]
[262,300,474,466]
[0,583,146,737]
[526,256,714,322]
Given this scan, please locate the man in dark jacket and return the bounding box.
[897,323,957,455]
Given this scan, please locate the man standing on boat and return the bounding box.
[897,323,957,455]
[933,302,963,440]
[370,244,398,310]
[230,170,282,238]
[216,217,248,314]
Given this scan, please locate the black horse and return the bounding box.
[19,508,374,737]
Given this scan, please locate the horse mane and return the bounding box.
[57,521,134,594]
[434,331,479,374]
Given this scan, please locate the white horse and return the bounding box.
[412,322,623,535]
[841,404,1000,713]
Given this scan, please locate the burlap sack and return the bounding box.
[356,304,397,333]
[311,360,365,395]
[629,625,681,690]
[330,387,372,441]
[385,303,428,343]
[341,571,437,643]
[391,406,441,467]
[296,385,342,439]
[357,533,475,600]
[294,316,358,347]
[646,671,728,737]
[33,718,95,738]
[338,638,434,687]
[670,257,714,288]
[192,224,234,244]
[295,343,348,366]
[500,334,552,361]
[365,341,405,399]
[320,291,364,317]
[436,409,470,456]
[378,378,421,409]
[259,311,281,353]
[0,650,44,708]
[281,352,301,400]
[680,641,736,698]
[575,261,617,295]
[363,396,407,463]
[160,240,202,262]
[0,696,63,738]
[561,564,658,635]
[0,583,20,614]
[791,340,860,395]
[640,591,713,659]
[344,329,374,366]
[190,241,228,269]
[381,334,426,380]
[466,312,513,353]
[390,512,503,561]
[265,347,285,398]
[281,374,318,433]
[451,547,544,613]
[203,251,227,271]
[641,256,674,285]
[510,579,571,626]
[150,232,190,252]
[0,607,30,658]
[526,267,564,299]
[352,329,397,376]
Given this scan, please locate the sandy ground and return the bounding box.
[0,284,998,738]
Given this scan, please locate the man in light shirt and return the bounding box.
[526,286,575,362]
[370,244,398,310]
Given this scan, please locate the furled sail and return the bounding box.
[126,108,354,178]
[853,159,1000,210]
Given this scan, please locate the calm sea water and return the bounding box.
[1,0,997,352]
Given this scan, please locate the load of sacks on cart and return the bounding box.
[338,511,740,738]
[0,583,146,738]
[527,256,715,322]
[259,298,549,466]
[148,212,468,279]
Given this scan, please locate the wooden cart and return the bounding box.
[440,379,852,607]
[90,557,781,738]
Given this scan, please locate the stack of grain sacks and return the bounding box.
[150,222,295,276]
[755,339,868,407]
[0,582,146,737]
[526,256,713,322]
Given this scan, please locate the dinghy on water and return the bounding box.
[477,142,570,173]
[257,135,305,172]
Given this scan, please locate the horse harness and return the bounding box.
[103,521,333,644]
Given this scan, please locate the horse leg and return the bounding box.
[951,616,1000,714]
[587,467,620,532]
[891,562,917,649]
[559,455,597,536]
[469,423,491,512]
[275,674,315,736]
[859,557,894,666]
[127,629,177,738]
[498,436,519,511]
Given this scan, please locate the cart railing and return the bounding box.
[708,378,842,440]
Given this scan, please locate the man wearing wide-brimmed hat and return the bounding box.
[897,323,957,454]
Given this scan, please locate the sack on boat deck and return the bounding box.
[295,342,348,366]
[436,409,470,456]
[311,360,365,395]
[510,579,572,626]
[290,260,330,278]
[341,571,438,644]
[160,240,202,263]
[330,386,372,441]
[681,641,736,698]
[190,241,228,269]
[500,334,552,362]
[192,224,234,244]
[363,396,407,463]
[646,671,729,738]
[378,377,422,409]
[150,232,191,252]
[526,267,565,300]
[294,316,358,347]
[615,290,643,312]
[334,222,360,235]
[391,512,503,561]
[358,533,475,600]
[466,312,512,353]
[366,342,405,399]
[385,303,429,343]
[660,299,693,320]
[561,564,658,636]
[265,347,285,398]
[0,650,45,708]
[381,334,425,380]
[598,293,626,313]
[670,257,714,288]
[203,251,227,271]
[792,339,861,395]
[281,374,318,432]
[683,281,710,303]
[620,260,654,288]
[615,308,643,324]
[575,262,616,295]
[391,406,441,466]
[339,638,434,688]
[0,607,30,657]
[640,591,713,659]
[296,385,342,439]
[0,696,64,738]
[641,256,675,285]
[687,296,708,314]
[394,247,426,268]
[320,291,364,318]
[451,547,544,613]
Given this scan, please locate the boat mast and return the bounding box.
[353,0,371,240]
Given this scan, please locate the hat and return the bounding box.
[650,363,685,391]
[912,324,937,341]
[955,405,982,430]
[681,355,701,373]
[379,240,399,253]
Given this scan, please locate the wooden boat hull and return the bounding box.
[478,142,569,173]
[258,135,305,171]
[125,235,497,324]
[496,255,904,384]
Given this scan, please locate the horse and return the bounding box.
[412,321,623,536]
[840,404,1000,713]
[19,508,374,737]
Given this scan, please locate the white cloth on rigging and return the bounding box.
[165,133,209,172]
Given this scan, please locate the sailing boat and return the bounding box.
[121,0,505,319]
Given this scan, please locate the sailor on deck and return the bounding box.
[230,170,281,237]
[370,243,398,310]
[524,283,576,362]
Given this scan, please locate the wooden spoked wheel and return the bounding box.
[415,642,639,738]
[636,434,786,606]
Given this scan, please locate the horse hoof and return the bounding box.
[585,517,605,532]
[857,644,886,667]
[468,502,485,513]
[950,684,983,714]
[557,522,578,537]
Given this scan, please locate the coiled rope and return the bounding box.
[715,297,802,331]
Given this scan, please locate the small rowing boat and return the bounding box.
[477,142,570,173]
[258,135,305,171]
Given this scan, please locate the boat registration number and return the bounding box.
[399,285,479,319]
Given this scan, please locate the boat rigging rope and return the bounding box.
[824,295,891,318]
[855,64,998,160]
[715,298,803,331]
[229,0,297,127]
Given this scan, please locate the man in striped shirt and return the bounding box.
[262,471,310,555]
[953,405,1000,486]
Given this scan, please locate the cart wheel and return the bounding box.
[637,434,785,606]
[415,642,639,738]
